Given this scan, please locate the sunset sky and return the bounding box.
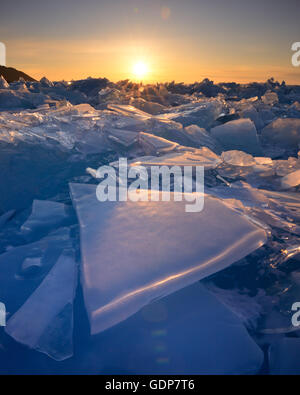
[1,0,300,84]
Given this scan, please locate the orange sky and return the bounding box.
[1,0,300,84]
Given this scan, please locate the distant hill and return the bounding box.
[0,66,36,83]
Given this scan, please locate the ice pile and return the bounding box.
[0,76,300,374]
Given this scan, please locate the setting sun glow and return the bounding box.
[132,61,149,80]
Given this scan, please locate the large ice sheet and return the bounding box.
[210,118,262,156]
[93,282,264,374]
[70,183,267,335]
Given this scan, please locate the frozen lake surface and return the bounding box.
[0,76,300,374]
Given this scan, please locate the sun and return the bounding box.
[132,61,149,80]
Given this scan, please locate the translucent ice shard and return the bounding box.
[261,91,278,105]
[107,104,151,121]
[254,157,273,166]
[138,132,178,155]
[239,104,264,130]
[39,77,54,88]
[21,200,71,240]
[129,97,166,115]
[0,75,9,89]
[94,282,264,374]
[261,118,300,149]
[221,150,256,167]
[70,183,267,335]
[281,169,300,189]
[104,127,139,148]
[0,227,73,317]
[156,100,223,129]
[274,157,300,177]
[210,183,300,236]
[183,124,221,152]
[210,118,262,156]
[5,249,77,361]
[127,147,222,170]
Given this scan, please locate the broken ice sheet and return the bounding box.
[92,282,263,374]
[183,124,221,152]
[138,132,178,155]
[70,183,267,335]
[156,100,223,129]
[261,118,300,149]
[210,182,300,235]
[20,200,72,240]
[126,147,222,170]
[210,118,263,156]
[107,104,151,122]
[0,227,73,318]
[239,103,265,130]
[221,150,256,167]
[129,97,167,115]
[103,127,139,148]
[5,249,77,361]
